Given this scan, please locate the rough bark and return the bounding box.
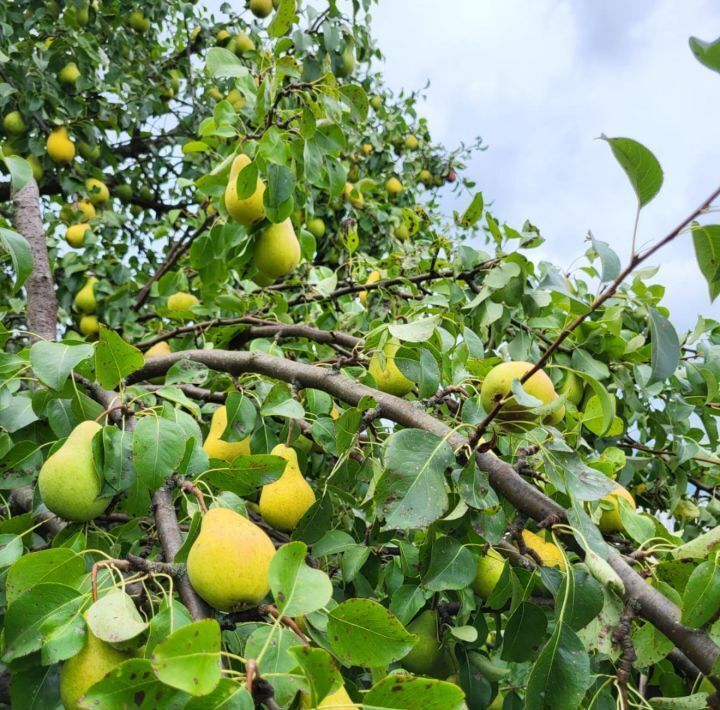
[12,178,56,341]
[129,349,720,677]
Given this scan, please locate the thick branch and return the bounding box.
[12,178,56,341]
[128,349,720,675]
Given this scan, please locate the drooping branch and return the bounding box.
[128,348,720,676]
[12,178,56,342]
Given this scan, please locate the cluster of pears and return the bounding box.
[38,420,110,521]
[65,178,110,248]
[73,275,100,337]
[480,360,565,431]
[224,153,301,280]
[368,338,414,397]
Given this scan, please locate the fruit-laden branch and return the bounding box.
[12,178,56,342]
[128,349,720,677]
[471,184,720,443]
[79,380,210,621]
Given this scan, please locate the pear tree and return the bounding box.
[1,2,720,709]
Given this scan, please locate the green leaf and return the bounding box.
[269,541,333,616]
[689,36,720,75]
[5,549,85,605]
[288,646,342,708]
[151,619,222,696]
[244,626,302,706]
[184,680,253,709]
[422,537,476,591]
[327,598,416,667]
[377,429,455,530]
[388,585,427,626]
[590,235,621,283]
[206,47,250,79]
[632,622,673,666]
[691,223,720,302]
[260,382,305,419]
[100,424,136,494]
[268,0,297,38]
[87,589,149,643]
[10,665,60,710]
[234,159,259,200]
[525,622,591,710]
[0,226,33,292]
[501,602,548,662]
[681,558,720,628]
[671,525,720,560]
[0,533,22,568]
[460,192,484,227]
[3,155,32,192]
[95,326,144,389]
[223,392,257,442]
[602,135,663,208]
[388,316,438,343]
[132,415,186,490]
[83,658,190,708]
[263,163,295,223]
[363,674,466,710]
[29,341,93,390]
[648,308,680,384]
[339,84,369,122]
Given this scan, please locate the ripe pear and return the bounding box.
[202,405,251,461]
[343,182,364,208]
[368,339,413,396]
[38,421,109,521]
[167,291,199,313]
[59,621,131,710]
[73,276,98,314]
[58,61,81,85]
[259,444,316,532]
[224,154,266,226]
[129,10,150,32]
[386,176,403,195]
[144,341,171,359]
[207,86,224,102]
[394,223,409,240]
[370,95,383,111]
[471,549,505,600]
[79,314,99,338]
[403,610,453,678]
[187,507,276,610]
[249,0,273,18]
[3,111,26,135]
[520,530,566,570]
[405,135,419,150]
[66,223,91,248]
[359,270,380,306]
[216,29,231,44]
[254,219,301,279]
[306,217,326,239]
[361,143,373,156]
[419,169,433,186]
[85,178,109,204]
[47,126,75,163]
[480,360,560,431]
[598,485,636,534]
[226,89,246,111]
[234,32,256,53]
[76,200,96,221]
[301,685,355,709]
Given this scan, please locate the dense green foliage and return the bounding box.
[1,1,720,709]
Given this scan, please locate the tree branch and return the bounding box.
[12,178,56,341]
[127,348,720,676]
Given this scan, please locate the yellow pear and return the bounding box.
[259,444,316,532]
[301,685,356,708]
[234,32,256,53]
[85,178,109,204]
[3,111,26,135]
[254,219,301,279]
[216,29,231,43]
[73,276,98,314]
[405,134,419,150]
[402,610,453,678]
[224,154,266,226]
[343,182,364,208]
[306,217,326,238]
[202,405,251,461]
[144,341,171,359]
[226,89,246,111]
[368,339,413,396]
[59,621,131,710]
[419,169,433,186]
[361,143,373,155]
[598,485,636,534]
[385,176,403,195]
[471,549,505,599]
[249,0,273,18]
[520,530,566,570]
[76,199,96,222]
[167,291,199,313]
[79,314,99,338]
[38,421,109,521]
[47,126,75,163]
[480,360,560,431]
[27,155,43,181]
[359,270,380,306]
[370,95,383,111]
[58,61,80,85]
[66,223,91,248]
[187,507,276,610]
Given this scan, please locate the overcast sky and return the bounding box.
[370,0,720,330]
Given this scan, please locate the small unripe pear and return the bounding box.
[58,61,81,85]
[405,134,419,150]
[472,549,505,599]
[234,32,256,53]
[167,291,199,313]
[26,155,44,181]
[128,10,150,32]
[79,314,99,338]
[394,223,410,240]
[419,169,433,186]
[306,217,326,238]
[3,111,26,135]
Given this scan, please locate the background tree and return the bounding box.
[1,1,720,709]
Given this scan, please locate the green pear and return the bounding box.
[3,111,26,135]
[167,291,199,313]
[38,421,110,521]
[386,176,403,195]
[58,61,81,85]
[370,95,383,111]
[26,155,43,181]
[306,217,326,238]
[114,183,133,202]
[254,219,301,279]
[202,405,250,461]
[419,169,433,186]
[402,610,453,678]
[471,549,505,600]
[73,276,98,314]
[598,485,636,534]
[187,507,276,610]
[79,314,99,338]
[128,10,150,32]
[479,360,560,431]
[405,134,419,150]
[335,46,355,78]
[60,621,131,710]
[249,0,273,18]
[259,444,316,531]
[224,154,266,226]
[368,339,414,396]
[560,371,584,406]
[234,32,256,53]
